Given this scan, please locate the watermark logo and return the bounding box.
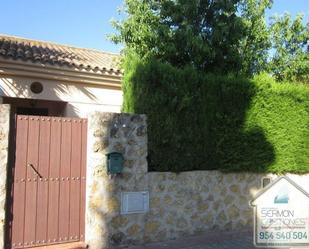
[274,188,289,204]
[251,176,309,247]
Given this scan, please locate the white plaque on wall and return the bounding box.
[121,191,149,214]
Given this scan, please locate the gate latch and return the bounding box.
[27,163,43,178]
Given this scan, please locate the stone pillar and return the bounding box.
[86,112,148,248]
[0,105,10,249]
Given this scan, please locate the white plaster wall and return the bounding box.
[0,76,122,118]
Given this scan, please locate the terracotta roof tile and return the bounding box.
[0,34,121,74]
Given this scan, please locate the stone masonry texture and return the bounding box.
[86,112,148,249]
[85,112,307,249]
[0,104,10,249]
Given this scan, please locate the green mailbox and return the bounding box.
[106,152,124,174]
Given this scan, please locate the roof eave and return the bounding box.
[0,58,122,89]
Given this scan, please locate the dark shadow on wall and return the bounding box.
[123,59,275,172]
[0,77,100,118]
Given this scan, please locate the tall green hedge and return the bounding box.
[122,55,309,173]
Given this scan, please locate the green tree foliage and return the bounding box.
[111,0,272,75]
[111,0,309,81]
[269,13,309,83]
[238,0,272,75]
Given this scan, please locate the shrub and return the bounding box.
[122,55,309,173]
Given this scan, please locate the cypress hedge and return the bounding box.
[122,55,309,173]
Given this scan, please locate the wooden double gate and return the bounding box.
[9,115,87,248]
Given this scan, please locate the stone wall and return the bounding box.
[146,172,261,240]
[86,112,148,248]
[85,112,305,249]
[0,105,10,248]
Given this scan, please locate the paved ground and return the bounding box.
[124,230,305,249]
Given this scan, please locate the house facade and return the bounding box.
[0,35,124,249]
[0,35,123,117]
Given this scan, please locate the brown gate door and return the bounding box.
[11,115,87,248]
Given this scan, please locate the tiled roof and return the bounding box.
[0,34,121,74]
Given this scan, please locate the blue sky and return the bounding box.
[1,0,308,54]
